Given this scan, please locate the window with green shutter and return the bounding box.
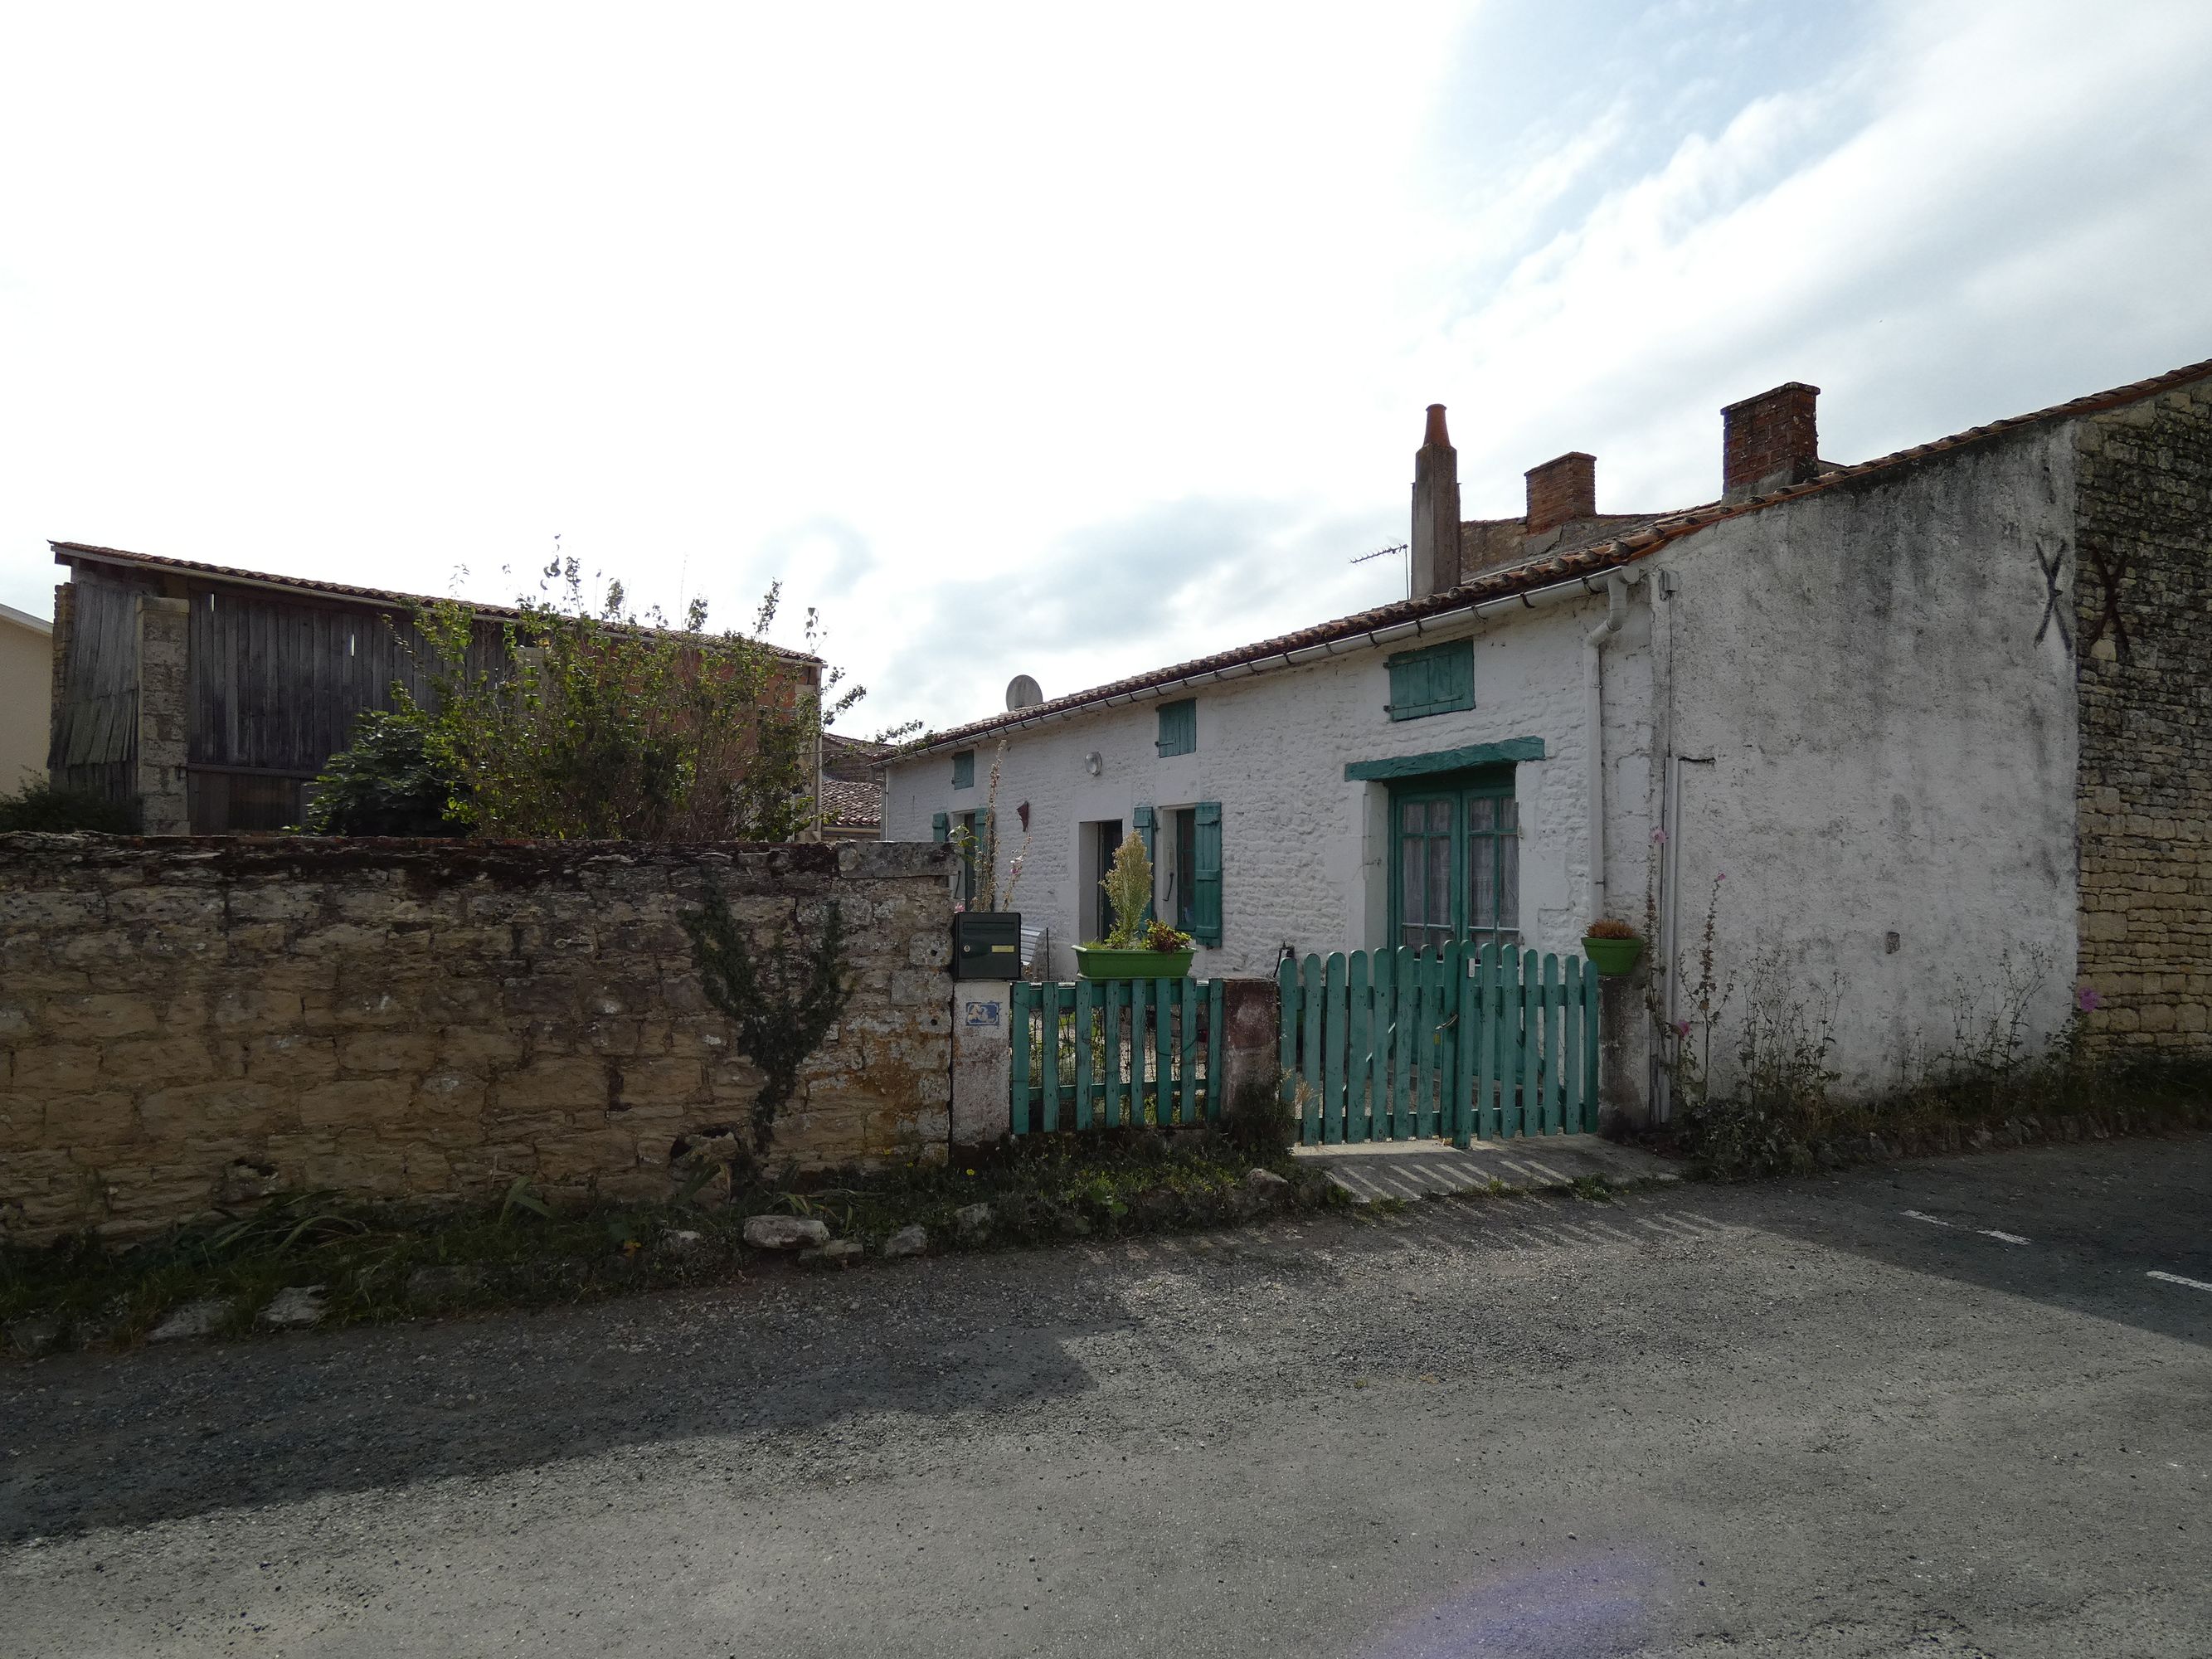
[1155,698,1196,757]
[1190,801,1222,946]
[950,750,975,789]
[1384,639,1474,721]
[1132,804,1158,925]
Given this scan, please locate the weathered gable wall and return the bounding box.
[1656,421,2081,1095]
[2073,377,2212,1051]
[0,836,954,1242]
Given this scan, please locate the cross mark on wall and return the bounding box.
[2080,536,2133,664]
[2034,538,2072,652]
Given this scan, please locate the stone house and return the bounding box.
[881,355,2212,1114]
[0,600,51,793]
[43,543,829,836]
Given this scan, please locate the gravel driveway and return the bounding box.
[5,1136,2208,1657]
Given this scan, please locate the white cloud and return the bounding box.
[2,0,2208,735]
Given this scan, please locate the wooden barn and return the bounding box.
[45,542,825,835]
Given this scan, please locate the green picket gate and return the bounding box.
[1009,977,1228,1132]
[1279,943,1602,1146]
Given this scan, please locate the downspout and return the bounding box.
[1582,572,1634,923]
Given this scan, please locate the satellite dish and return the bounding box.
[1005,674,1043,711]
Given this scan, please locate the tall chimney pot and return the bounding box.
[1409,404,1461,598]
[1722,382,1821,502]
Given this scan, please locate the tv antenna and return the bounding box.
[1351,541,1410,600]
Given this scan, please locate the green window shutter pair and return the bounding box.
[1191,800,1222,946]
[1132,805,1157,925]
[931,811,950,843]
[1155,698,1197,757]
[1385,639,1474,722]
[950,750,975,789]
[1133,801,1222,946]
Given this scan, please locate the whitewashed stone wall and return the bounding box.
[1650,422,2082,1095]
[883,591,1654,982]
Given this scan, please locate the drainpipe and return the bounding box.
[1582,572,1635,923]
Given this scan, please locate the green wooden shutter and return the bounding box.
[1133,804,1157,925]
[951,751,975,789]
[1155,698,1196,757]
[1385,640,1474,721]
[1192,800,1222,946]
[931,811,950,843]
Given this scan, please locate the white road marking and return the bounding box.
[2147,1270,2212,1293]
[1905,1209,2028,1245]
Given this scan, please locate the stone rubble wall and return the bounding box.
[2073,380,2212,1051]
[0,835,955,1241]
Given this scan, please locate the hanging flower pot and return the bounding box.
[1582,920,1645,977]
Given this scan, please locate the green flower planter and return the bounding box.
[1074,946,1194,981]
[1582,936,1645,977]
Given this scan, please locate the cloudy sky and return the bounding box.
[4,1,2209,735]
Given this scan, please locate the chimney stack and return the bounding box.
[1722,382,1821,501]
[1409,404,1461,597]
[1524,452,1596,536]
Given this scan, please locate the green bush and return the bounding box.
[300,708,469,836]
[0,779,139,833]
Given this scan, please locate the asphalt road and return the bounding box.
[4,1136,2208,1658]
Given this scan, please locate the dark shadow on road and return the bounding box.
[0,1223,1357,1544]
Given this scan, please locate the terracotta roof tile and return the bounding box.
[896,353,2212,756]
[48,541,820,664]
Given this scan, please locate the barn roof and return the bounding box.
[48,542,820,666]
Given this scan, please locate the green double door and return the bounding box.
[1389,767,1519,956]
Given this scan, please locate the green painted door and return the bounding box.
[1388,768,1519,954]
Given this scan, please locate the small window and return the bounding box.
[1385,640,1474,722]
[1155,698,1196,757]
[951,750,975,789]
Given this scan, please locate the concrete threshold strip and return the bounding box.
[1291,1135,1680,1205]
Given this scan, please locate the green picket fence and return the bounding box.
[1279,943,1602,1146]
[1009,978,1228,1133]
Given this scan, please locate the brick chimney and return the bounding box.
[1524,452,1596,536]
[1409,404,1461,597]
[1722,382,1820,501]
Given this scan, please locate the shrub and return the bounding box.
[300,708,468,836]
[1098,831,1155,946]
[0,780,139,834]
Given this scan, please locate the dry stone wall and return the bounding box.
[0,835,955,1241]
[2073,382,2212,1052]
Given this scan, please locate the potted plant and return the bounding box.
[1074,832,1194,980]
[1582,917,1644,977]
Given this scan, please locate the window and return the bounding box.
[1169,809,1198,929]
[1155,698,1196,757]
[1155,803,1223,946]
[1087,818,1124,940]
[1388,770,1517,953]
[953,810,983,904]
[935,809,988,905]
[950,750,975,789]
[1384,639,1474,722]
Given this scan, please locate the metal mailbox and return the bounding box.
[952,910,1022,980]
